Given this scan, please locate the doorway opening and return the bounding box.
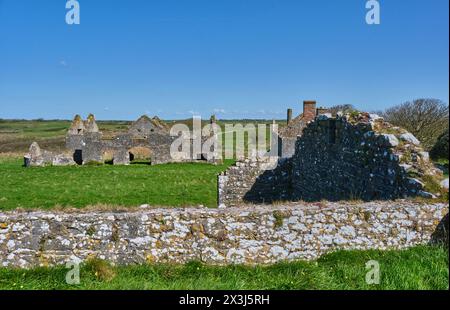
[73,150,83,165]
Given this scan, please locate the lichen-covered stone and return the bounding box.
[0,202,447,268]
[382,134,399,147]
[400,132,421,146]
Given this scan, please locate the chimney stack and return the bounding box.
[287,108,293,125]
[303,100,317,122]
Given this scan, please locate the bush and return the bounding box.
[430,128,449,160]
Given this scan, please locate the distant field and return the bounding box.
[0,119,131,153]
[0,157,233,210]
[0,246,447,290]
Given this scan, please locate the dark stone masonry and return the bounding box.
[292,115,421,201]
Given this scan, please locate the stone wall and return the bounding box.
[0,202,447,268]
[65,115,178,166]
[218,157,292,207]
[218,113,443,206]
[291,115,439,201]
[24,142,75,167]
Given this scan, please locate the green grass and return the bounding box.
[0,158,233,210]
[0,246,447,290]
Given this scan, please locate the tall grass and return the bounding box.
[0,246,447,290]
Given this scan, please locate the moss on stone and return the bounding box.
[273,210,285,228]
[86,225,96,236]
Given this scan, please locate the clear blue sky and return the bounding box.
[0,0,448,120]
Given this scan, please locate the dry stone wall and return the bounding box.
[0,202,447,268]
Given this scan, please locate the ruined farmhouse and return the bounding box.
[278,100,330,158]
[25,114,219,167]
[219,102,444,204]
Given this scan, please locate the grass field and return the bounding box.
[0,246,447,290]
[0,157,233,210]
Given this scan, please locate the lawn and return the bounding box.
[0,246,447,290]
[0,158,233,210]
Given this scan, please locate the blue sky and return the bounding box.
[0,0,448,120]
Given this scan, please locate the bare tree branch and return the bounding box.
[381,99,449,150]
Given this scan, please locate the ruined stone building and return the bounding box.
[25,114,219,167]
[278,100,330,158]
[219,105,444,205]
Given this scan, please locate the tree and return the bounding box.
[382,99,449,150]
